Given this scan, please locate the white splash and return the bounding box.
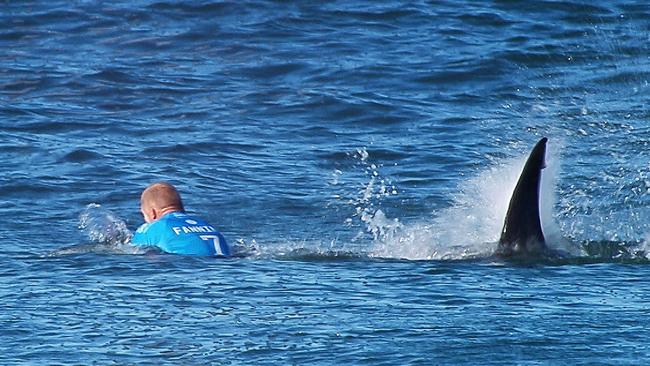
[66,203,145,255]
[78,203,132,244]
[630,234,650,260]
[328,147,399,240]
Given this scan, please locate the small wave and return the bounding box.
[147,1,233,14]
[5,121,105,134]
[457,12,514,28]
[243,62,308,78]
[327,8,422,23]
[60,148,104,163]
[88,69,138,84]
[590,70,650,86]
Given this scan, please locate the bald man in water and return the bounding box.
[131,182,230,256]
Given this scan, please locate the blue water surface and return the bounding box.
[2,0,650,364]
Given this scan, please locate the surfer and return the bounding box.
[131,182,231,256]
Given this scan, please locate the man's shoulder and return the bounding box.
[135,222,152,234]
[132,221,162,246]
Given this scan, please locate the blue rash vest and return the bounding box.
[131,211,230,256]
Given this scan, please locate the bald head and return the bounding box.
[140,182,185,223]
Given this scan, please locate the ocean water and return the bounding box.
[2,0,650,364]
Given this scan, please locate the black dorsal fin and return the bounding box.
[497,137,548,257]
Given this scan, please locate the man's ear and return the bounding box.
[150,207,159,221]
[143,206,157,223]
